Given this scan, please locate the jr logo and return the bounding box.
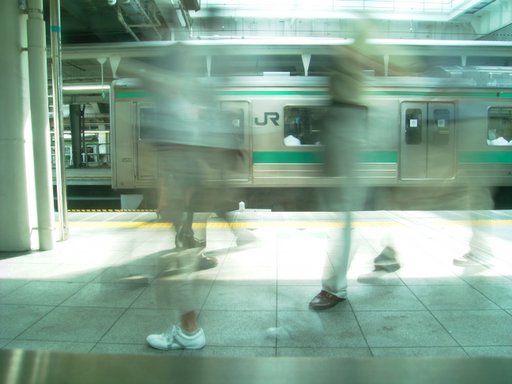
[255,112,279,126]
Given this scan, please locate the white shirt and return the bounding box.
[284,135,301,146]
[490,137,510,146]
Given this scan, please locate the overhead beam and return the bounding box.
[471,0,512,36]
[189,0,485,22]
[60,38,512,61]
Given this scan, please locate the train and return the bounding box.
[109,41,512,210]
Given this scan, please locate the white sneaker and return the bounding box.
[453,253,480,267]
[146,325,206,350]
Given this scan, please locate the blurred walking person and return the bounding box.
[309,25,370,310]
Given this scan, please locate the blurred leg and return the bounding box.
[310,105,365,310]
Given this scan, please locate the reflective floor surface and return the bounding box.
[1,210,512,358]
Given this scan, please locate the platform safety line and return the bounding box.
[68,220,409,229]
[67,221,349,229]
[68,209,156,213]
[68,221,172,229]
[67,218,512,230]
[431,219,512,226]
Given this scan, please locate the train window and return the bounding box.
[405,109,422,145]
[488,107,512,146]
[138,106,159,141]
[219,108,246,150]
[432,109,450,145]
[283,106,327,146]
[138,104,245,150]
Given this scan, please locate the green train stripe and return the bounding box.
[217,90,327,96]
[116,89,512,100]
[219,90,512,98]
[253,151,512,164]
[366,90,512,98]
[252,151,398,164]
[116,91,151,99]
[458,151,512,163]
[115,90,327,99]
[253,151,322,163]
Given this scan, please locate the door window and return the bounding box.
[405,108,422,145]
[432,109,450,145]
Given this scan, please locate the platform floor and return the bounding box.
[1,210,512,358]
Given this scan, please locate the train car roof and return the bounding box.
[111,73,503,91]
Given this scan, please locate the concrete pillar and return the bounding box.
[27,0,55,250]
[50,0,69,240]
[0,2,31,251]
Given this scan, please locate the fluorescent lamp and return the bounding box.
[62,84,111,92]
[177,10,187,27]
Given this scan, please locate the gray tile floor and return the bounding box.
[1,210,512,358]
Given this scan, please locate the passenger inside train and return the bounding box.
[283,107,325,146]
[487,109,512,145]
[283,127,302,146]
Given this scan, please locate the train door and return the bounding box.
[220,101,250,182]
[136,105,158,184]
[400,102,455,180]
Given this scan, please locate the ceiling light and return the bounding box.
[177,10,187,27]
[62,84,111,92]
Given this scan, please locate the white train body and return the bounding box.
[111,73,512,200]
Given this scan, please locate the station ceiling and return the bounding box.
[45,0,512,45]
[41,1,512,88]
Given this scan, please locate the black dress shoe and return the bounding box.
[176,230,206,249]
[373,246,400,272]
[196,254,218,271]
[309,290,345,310]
